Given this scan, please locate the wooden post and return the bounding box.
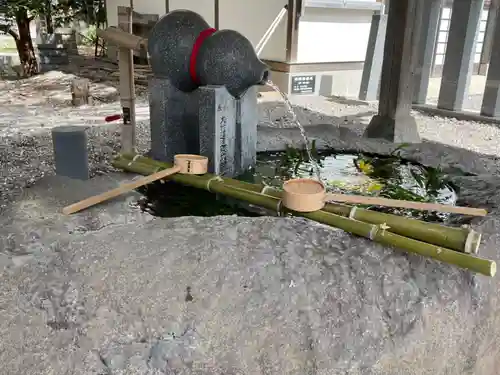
[119,1,137,154]
[71,78,91,106]
[363,0,421,143]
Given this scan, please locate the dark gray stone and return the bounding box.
[147,9,269,98]
[437,0,484,111]
[147,9,263,175]
[238,86,258,172]
[51,126,89,180]
[1,190,500,374]
[148,77,199,162]
[150,78,258,177]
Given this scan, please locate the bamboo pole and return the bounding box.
[62,166,181,215]
[116,153,482,254]
[112,157,496,276]
[96,27,147,51]
[324,193,487,217]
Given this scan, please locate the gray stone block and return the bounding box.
[51,126,89,180]
[37,44,70,66]
[149,78,259,177]
[198,86,237,176]
[149,77,199,162]
[238,86,258,173]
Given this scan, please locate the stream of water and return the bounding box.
[266,81,322,180]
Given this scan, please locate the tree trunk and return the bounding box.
[45,0,54,34]
[14,9,38,77]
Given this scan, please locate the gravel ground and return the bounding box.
[2,68,500,212]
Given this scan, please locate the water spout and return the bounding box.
[259,70,270,85]
[266,80,322,180]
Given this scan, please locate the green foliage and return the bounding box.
[0,0,50,20]
[80,24,97,46]
[0,0,106,31]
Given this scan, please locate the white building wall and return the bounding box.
[168,0,215,25]
[106,0,288,61]
[106,0,166,26]
[218,0,288,61]
[297,7,374,63]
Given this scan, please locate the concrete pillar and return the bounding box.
[358,12,388,101]
[363,0,421,143]
[478,0,499,75]
[480,3,500,117]
[437,0,484,111]
[412,0,441,104]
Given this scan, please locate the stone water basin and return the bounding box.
[139,150,459,223]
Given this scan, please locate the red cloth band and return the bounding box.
[189,28,217,84]
[104,114,122,122]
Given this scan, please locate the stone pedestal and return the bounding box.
[239,86,258,172]
[198,86,237,176]
[149,78,199,163]
[149,78,258,177]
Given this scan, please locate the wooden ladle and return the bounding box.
[281,178,487,217]
[62,154,208,215]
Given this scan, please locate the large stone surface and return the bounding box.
[1,168,500,374]
[3,92,500,374]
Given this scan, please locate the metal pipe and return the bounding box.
[214,0,219,29]
[256,5,288,55]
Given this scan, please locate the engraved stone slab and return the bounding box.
[198,86,236,176]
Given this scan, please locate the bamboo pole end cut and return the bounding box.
[464,230,482,254]
[489,261,497,277]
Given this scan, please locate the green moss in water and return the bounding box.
[136,145,461,222]
[238,147,460,223]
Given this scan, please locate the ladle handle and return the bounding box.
[323,193,487,217]
[62,166,182,215]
